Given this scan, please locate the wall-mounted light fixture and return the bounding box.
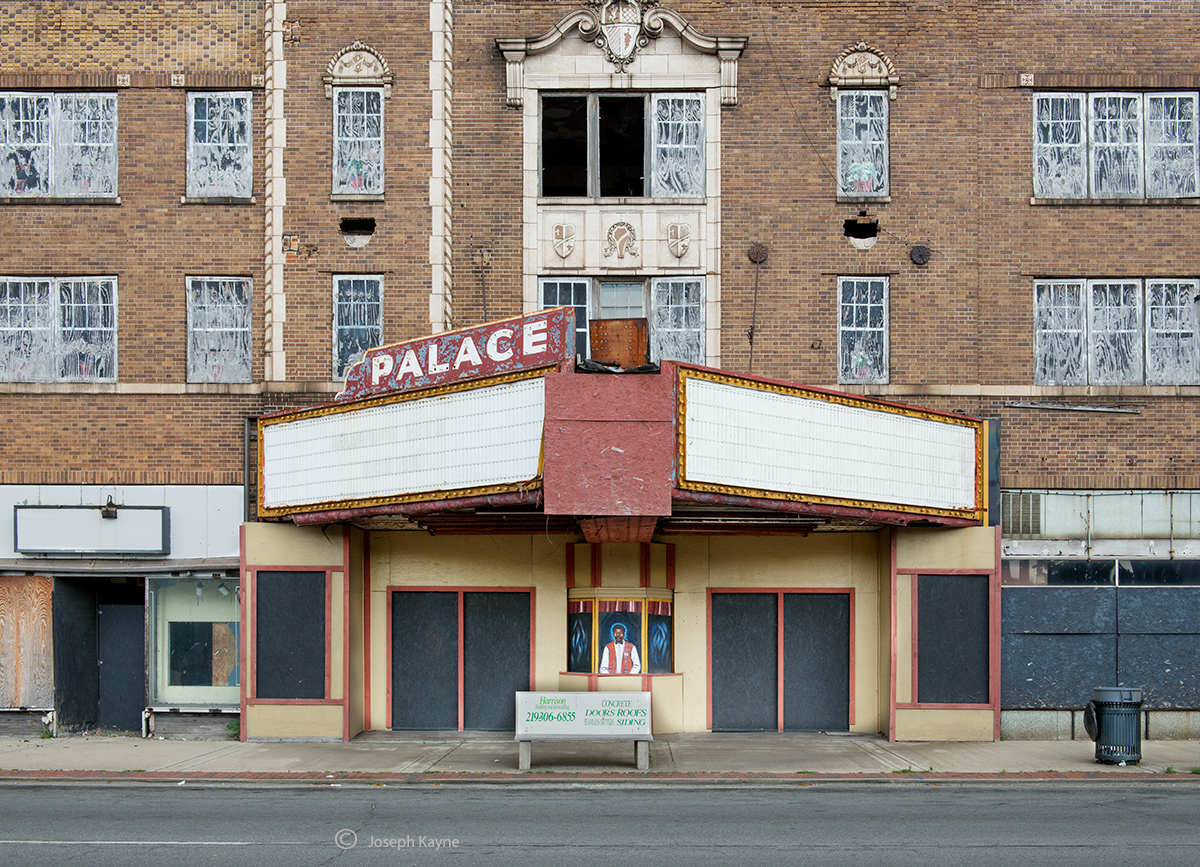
[218,583,230,597]
[100,495,118,520]
[196,581,204,597]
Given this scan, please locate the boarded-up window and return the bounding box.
[1035,91,1199,199]
[1146,280,1200,384]
[0,276,116,382]
[837,91,889,197]
[650,277,705,364]
[1146,94,1199,198]
[1034,94,1087,198]
[0,92,117,198]
[1034,280,1087,385]
[187,92,252,198]
[651,94,705,197]
[1037,278,1199,385]
[187,277,251,383]
[333,88,383,195]
[1090,93,1143,199]
[837,276,888,384]
[1088,280,1143,385]
[333,275,382,379]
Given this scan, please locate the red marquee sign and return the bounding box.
[337,307,576,401]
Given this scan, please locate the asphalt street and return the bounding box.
[2,782,1199,866]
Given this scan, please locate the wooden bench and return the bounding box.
[515,691,652,770]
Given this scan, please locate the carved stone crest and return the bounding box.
[552,223,577,259]
[597,0,645,67]
[666,222,690,258]
[324,40,394,98]
[603,222,639,259]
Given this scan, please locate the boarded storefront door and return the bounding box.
[711,591,851,732]
[98,603,146,732]
[391,590,531,731]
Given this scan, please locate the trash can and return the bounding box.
[1083,687,1142,764]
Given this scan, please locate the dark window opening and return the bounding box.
[340,217,376,236]
[542,96,588,196]
[598,96,644,197]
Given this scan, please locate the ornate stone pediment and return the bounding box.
[323,40,393,98]
[496,1,747,107]
[829,41,900,101]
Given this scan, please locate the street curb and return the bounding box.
[1,769,1198,786]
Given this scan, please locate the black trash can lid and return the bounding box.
[1094,687,1142,703]
[1083,701,1098,741]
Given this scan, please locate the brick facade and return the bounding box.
[2,0,1198,491]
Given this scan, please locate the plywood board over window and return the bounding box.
[0,576,54,709]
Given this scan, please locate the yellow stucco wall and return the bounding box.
[896,525,996,571]
[894,708,995,742]
[668,532,885,734]
[243,521,998,740]
[367,532,572,730]
[246,703,344,739]
[244,522,345,567]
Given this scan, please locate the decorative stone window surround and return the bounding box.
[500,4,744,369]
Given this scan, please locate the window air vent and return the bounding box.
[1001,491,1043,537]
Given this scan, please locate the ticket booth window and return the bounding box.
[568,596,673,674]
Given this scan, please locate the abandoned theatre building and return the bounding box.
[248,307,996,740]
[3,0,1200,742]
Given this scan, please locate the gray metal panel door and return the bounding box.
[97,604,145,733]
[783,594,850,731]
[711,593,778,731]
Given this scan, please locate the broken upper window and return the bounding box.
[837,91,889,198]
[539,276,705,364]
[1034,278,1200,385]
[541,93,705,198]
[334,275,383,379]
[186,92,252,199]
[0,92,118,198]
[1034,92,1199,199]
[838,276,889,384]
[187,277,252,383]
[0,276,117,381]
[333,88,383,196]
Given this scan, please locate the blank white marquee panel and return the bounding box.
[684,378,978,511]
[261,378,545,510]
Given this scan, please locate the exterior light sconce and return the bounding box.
[218,583,230,597]
[196,581,204,597]
[100,496,119,520]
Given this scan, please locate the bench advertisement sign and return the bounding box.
[515,692,652,739]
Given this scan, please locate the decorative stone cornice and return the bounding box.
[496,1,747,107]
[829,41,900,101]
[323,40,393,98]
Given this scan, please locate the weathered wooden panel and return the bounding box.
[0,575,54,708]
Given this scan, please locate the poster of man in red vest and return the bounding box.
[599,624,641,674]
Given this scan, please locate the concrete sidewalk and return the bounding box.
[1,732,1199,784]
